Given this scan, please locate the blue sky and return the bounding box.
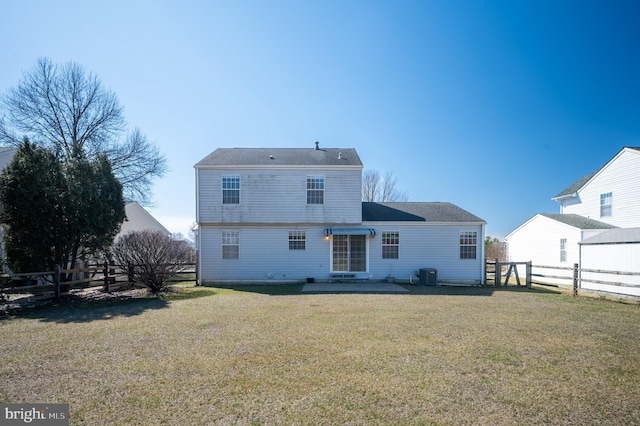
[2,0,639,238]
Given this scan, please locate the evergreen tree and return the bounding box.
[0,140,125,273]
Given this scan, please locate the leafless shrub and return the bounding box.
[112,230,195,293]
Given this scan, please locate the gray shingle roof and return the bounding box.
[195,147,362,167]
[540,214,617,230]
[553,172,596,199]
[553,146,640,199]
[362,202,485,223]
[580,227,640,245]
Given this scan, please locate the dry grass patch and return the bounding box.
[1,286,639,425]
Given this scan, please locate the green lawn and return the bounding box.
[1,285,639,425]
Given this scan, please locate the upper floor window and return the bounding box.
[307,176,324,204]
[600,192,612,217]
[560,238,567,262]
[222,231,239,259]
[289,231,306,250]
[382,231,399,259]
[222,176,240,204]
[460,231,477,259]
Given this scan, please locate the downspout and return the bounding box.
[195,167,201,286]
[578,235,582,290]
[481,223,486,285]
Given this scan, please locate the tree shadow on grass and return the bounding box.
[8,296,169,323]
[3,286,219,323]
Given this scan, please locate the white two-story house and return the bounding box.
[505,147,640,295]
[195,144,486,285]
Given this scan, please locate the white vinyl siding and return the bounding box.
[561,148,640,227]
[507,215,584,267]
[197,168,362,224]
[366,223,484,283]
[199,226,330,281]
[199,223,485,284]
[580,242,640,297]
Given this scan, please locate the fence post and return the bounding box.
[195,251,200,286]
[573,263,579,297]
[526,261,532,289]
[54,264,61,301]
[109,260,116,286]
[103,261,109,293]
[495,259,501,286]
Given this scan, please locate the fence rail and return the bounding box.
[485,260,640,297]
[1,262,196,305]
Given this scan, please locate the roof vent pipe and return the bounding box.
[315,141,319,150]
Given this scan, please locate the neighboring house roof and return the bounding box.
[580,227,640,245]
[362,202,486,223]
[0,147,17,171]
[116,201,171,239]
[553,146,640,200]
[553,172,596,199]
[195,147,362,168]
[539,213,618,230]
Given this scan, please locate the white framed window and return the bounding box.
[382,231,399,259]
[289,230,306,250]
[459,231,477,259]
[600,192,612,217]
[222,231,239,259]
[560,238,567,262]
[307,176,324,204]
[222,176,240,204]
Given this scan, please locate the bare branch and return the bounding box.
[362,169,408,202]
[0,58,164,205]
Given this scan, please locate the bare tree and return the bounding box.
[485,236,507,261]
[112,230,195,293]
[362,170,409,202]
[0,58,167,204]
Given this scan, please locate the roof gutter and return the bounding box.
[551,192,577,202]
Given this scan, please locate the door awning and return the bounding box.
[325,228,376,236]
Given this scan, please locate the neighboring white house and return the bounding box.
[115,201,171,240]
[506,214,615,285]
[579,228,640,297]
[553,147,640,227]
[505,147,640,295]
[194,144,486,284]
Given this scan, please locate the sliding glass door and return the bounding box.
[332,235,367,272]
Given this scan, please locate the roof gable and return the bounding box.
[362,202,485,223]
[195,147,362,168]
[553,146,640,200]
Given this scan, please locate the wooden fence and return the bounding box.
[485,259,640,297]
[1,262,196,305]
